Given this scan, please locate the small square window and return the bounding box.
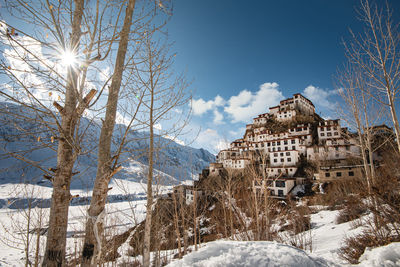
[287,158,291,162]
[325,172,330,177]
[281,158,284,162]
[286,152,290,156]
[321,133,325,136]
[291,140,295,144]
[280,152,284,156]
[349,171,354,176]
[274,159,278,163]
[336,172,342,177]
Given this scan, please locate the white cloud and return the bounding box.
[224,82,284,123]
[154,123,162,130]
[302,85,338,110]
[229,127,245,138]
[213,110,224,124]
[195,128,228,154]
[191,95,225,116]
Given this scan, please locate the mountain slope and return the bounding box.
[0,102,215,189]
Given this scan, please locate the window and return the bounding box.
[274,153,278,157]
[346,146,350,151]
[281,158,284,162]
[287,158,291,162]
[327,127,331,131]
[335,147,339,151]
[261,143,264,147]
[272,142,275,146]
[286,152,290,156]
[334,132,339,136]
[291,140,295,144]
[285,146,288,151]
[292,146,296,150]
[280,152,284,156]
[277,141,281,145]
[267,142,270,147]
[349,171,354,176]
[335,153,339,158]
[274,159,278,163]
[336,172,342,177]
[325,172,330,177]
[278,147,281,151]
[284,140,288,145]
[275,181,285,187]
[327,132,332,136]
[278,190,284,197]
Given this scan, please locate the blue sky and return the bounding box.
[164,0,400,153]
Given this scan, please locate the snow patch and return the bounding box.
[167,240,334,267]
[358,242,400,267]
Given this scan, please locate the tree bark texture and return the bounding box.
[81,0,136,266]
[143,53,155,267]
[42,0,85,266]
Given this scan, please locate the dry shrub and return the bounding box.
[336,195,367,224]
[309,177,365,210]
[339,151,400,264]
[338,231,400,264]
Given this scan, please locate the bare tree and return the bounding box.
[130,30,191,267]
[0,183,48,267]
[81,1,137,265]
[345,0,400,153]
[0,1,146,265]
[337,63,383,194]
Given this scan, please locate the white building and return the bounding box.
[270,150,299,167]
[268,178,296,198]
[318,119,342,141]
[266,166,297,178]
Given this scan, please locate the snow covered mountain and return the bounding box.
[0,102,215,189]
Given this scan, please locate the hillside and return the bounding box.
[0,102,215,189]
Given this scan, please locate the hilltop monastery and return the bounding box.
[206,93,364,198]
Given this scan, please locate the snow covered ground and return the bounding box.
[167,206,400,267]
[0,186,399,266]
[167,241,333,267]
[0,180,170,266]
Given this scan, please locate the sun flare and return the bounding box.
[60,50,77,66]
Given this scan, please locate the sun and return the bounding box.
[60,49,77,66]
